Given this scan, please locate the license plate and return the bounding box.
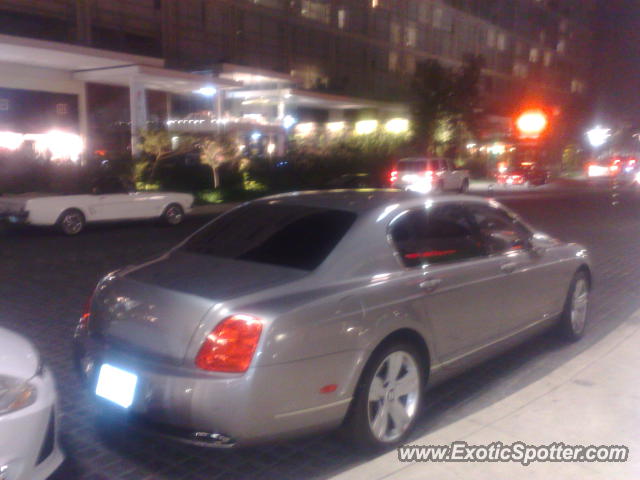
[95,364,138,409]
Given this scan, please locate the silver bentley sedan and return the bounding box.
[73,190,591,450]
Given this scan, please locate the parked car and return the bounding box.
[0,327,63,480]
[390,158,470,193]
[496,164,550,186]
[0,177,193,235]
[587,155,638,180]
[74,190,591,450]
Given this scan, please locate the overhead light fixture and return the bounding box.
[326,121,345,133]
[194,86,217,97]
[283,115,297,129]
[355,119,379,135]
[385,118,410,134]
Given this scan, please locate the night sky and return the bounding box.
[592,0,640,125]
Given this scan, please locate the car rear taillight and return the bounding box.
[390,170,398,183]
[424,169,434,177]
[195,314,263,373]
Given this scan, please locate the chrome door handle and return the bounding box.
[501,262,518,273]
[419,278,442,292]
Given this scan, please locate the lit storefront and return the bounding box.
[0,35,409,162]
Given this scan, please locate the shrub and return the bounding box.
[155,162,214,192]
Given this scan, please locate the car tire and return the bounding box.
[343,342,424,451]
[57,209,85,235]
[557,270,590,341]
[162,203,184,226]
[458,179,469,193]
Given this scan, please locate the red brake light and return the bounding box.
[390,170,398,183]
[195,314,263,373]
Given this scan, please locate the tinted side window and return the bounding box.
[390,205,484,268]
[466,205,531,255]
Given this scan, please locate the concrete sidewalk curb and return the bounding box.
[330,309,640,480]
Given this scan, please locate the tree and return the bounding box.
[200,134,239,188]
[411,56,484,155]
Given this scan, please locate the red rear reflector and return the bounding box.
[195,314,263,373]
[320,384,337,394]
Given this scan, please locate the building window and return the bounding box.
[557,39,567,54]
[529,47,540,63]
[513,62,528,78]
[571,79,586,94]
[418,2,429,23]
[404,54,416,76]
[56,103,69,115]
[559,19,569,33]
[390,21,402,45]
[433,7,443,29]
[487,28,497,49]
[337,8,347,29]
[301,0,330,23]
[497,33,508,52]
[389,51,399,72]
[405,22,417,47]
[252,0,285,7]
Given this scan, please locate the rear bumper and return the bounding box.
[74,337,359,447]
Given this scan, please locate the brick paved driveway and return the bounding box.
[1,187,639,479]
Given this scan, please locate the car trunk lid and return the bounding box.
[90,252,307,363]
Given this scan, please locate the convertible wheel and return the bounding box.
[162,204,184,226]
[57,209,85,235]
[344,342,423,450]
[558,271,590,341]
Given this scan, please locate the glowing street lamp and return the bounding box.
[516,110,548,139]
[586,126,611,148]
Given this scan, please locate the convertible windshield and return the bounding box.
[182,203,357,270]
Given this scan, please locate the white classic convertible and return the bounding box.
[0,179,193,235]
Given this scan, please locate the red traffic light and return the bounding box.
[516,110,548,138]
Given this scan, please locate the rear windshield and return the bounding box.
[182,203,357,271]
[398,160,428,172]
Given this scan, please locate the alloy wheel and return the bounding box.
[367,351,420,443]
[570,278,589,334]
[165,205,183,225]
[62,212,84,235]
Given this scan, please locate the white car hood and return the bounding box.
[0,328,39,379]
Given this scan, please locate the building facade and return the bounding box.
[0,0,595,156]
